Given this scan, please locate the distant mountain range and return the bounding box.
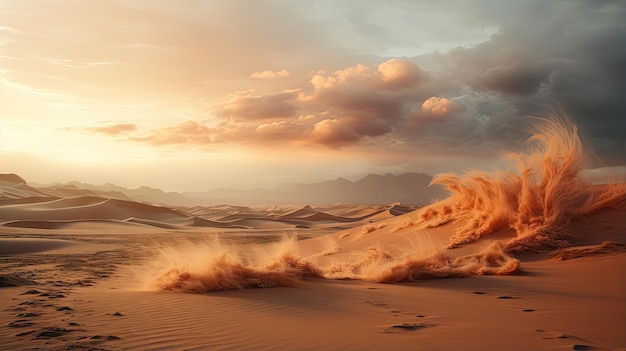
[182,173,449,206]
[26,172,449,206]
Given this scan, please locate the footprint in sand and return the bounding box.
[497,295,522,299]
[540,331,575,339]
[40,292,66,299]
[572,345,609,351]
[382,322,436,333]
[536,329,608,350]
[8,320,36,328]
[538,330,581,340]
[21,289,42,295]
[7,307,27,312]
[17,312,40,317]
[365,300,391,308]
[392,323,429,330]
[89,335,121,340]
[35,326,75,338]
[15,330,36,337]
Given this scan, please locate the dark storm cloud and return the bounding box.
[432,0,626,165]
[469,59,553,95]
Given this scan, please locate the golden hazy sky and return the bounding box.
[1,0,624,190]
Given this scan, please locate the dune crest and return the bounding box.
[419,116,626,254]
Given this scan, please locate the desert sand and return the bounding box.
[1,118,625,351]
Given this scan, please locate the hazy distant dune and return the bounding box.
[188,216,250,229]
[0,196,58,206]
[0,179,413,231]
[0,196,189,223]
[1,218,146,230]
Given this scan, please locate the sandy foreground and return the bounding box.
[1,199,624,351]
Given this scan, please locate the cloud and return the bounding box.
[408,97,460,125]
[377,58,428,90]
[0,26,21,34]
[254,119,309,141]
[309,59,429,92]
[310,119,361,147]
[215,91,300,120]
[421,97,456,117]
[131,120,212,146]
[86,123,137,136]
[125,59,448,148]
[4,0,625,193]
[469,59,553,95]
[301,59,437,144]
[249,69,290,79]
[163,58,441,148]
[431,0,626,165]
[72,0,625,167]
[0,0,366,107]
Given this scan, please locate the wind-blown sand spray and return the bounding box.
[150,116,624,292]
[420,116,626,253]
[320,241,519,283]
[150,237,323,292]
[150,235,520,292]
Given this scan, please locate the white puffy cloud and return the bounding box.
[249,69,290,79]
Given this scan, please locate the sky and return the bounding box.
[1,0,624,191]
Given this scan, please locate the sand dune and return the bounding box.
[1,195,623,350]
[2,218,159,231]
[182,202,395,229]
[1,179,405,231]
[21,195,106,209]
[0,178,51,199]
[0,196,59,206]
[0,196,190,224]
[0,117,625,350]
[188,216,250,229]
[277,205,321,219]
[124,217,184,230]
[275,204,387,223]
[2,219,78,230]
[38,184,132,202]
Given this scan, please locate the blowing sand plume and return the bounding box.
[419,116,626,253]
